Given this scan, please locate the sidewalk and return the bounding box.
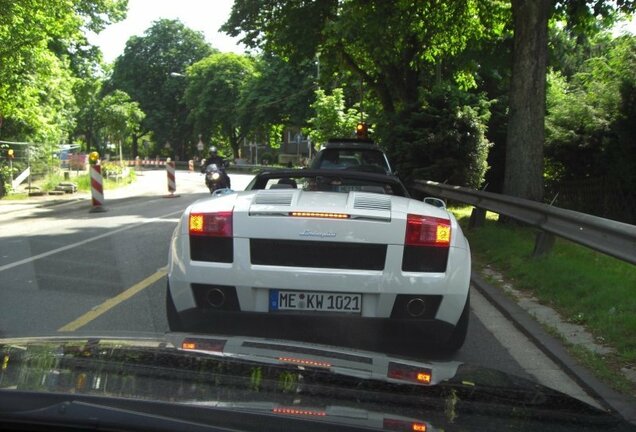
[0,170,194,216]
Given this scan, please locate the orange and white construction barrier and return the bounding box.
[88,151,107,212]
[165,158,179,198]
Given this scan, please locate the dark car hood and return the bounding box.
[0,333,634,432]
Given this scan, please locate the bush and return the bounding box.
[101,162,124,178]
[0,165,12,198]
[380,85,492,188]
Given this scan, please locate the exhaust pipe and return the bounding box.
[207,288,226,308]
[406,298,426,317]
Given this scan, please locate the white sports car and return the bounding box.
[167,169,471,354]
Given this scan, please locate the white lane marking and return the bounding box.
[470,287,602,409]
[0,209,182,273]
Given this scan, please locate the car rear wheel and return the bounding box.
[443,294,470,354]
[166,283,184,332]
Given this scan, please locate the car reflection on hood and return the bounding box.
[0,333,634,432]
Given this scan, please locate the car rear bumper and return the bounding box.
[174,306,456,355]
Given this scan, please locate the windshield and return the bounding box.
[311,149,391,174]
[1,1,635,431]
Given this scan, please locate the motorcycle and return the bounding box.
[204,163,230,193]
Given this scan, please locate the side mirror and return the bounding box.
[423,197,446,209]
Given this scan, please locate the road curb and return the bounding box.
[471,271,636,424]
[0,196,89,215]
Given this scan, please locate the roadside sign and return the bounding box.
[12,167,30,189]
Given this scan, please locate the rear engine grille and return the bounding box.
[190,237,233,263]
[402,246,449,272]
[353,194,391,211]
[251,239,386,270]
[254,191,294,206]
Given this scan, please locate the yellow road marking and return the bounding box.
[58,268,168,332]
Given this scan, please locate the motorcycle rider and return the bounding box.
[203,146,231,188]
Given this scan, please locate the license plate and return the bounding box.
[269,290,361,314]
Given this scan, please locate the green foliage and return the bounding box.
[73,76,103,151]
[108,19,213,158]
[101,162,124,178]
[185,53,256,158]
[381,85,492,188]
[97,90,145,144]
[0,0,127,142]
[545,35,636,186]
[0,164,13,197]
[305,88,361,146]
[223,0,509,114]
[239,53,315,132]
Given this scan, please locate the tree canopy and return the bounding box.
[185,53,256,158]
[0,0,127,142]
[108,19,213,158]
[223,0,509,114]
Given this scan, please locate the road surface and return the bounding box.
[0,170,598,407]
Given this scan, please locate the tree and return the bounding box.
[108,19,213,158]
[503,0,552,202]
[503,0,634,202]
[0,0,126,142]
[96,90,145,156]
[73,76,103,152]
[545,35,636,181]
[223,0,506,186]
[380,85,492,188]
[185,53,256,159]
[306,88,360,145]
[222,0,507,116]
[238,53,315,134]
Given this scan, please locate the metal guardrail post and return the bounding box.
[468,208,486,229]
[532,231,556,257]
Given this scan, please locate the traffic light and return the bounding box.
[356,122,368,139]
[7,149,14,159]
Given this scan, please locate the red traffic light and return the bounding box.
[356,122,368,139]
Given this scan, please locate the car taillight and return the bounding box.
[181,338,226,352]
[189,211,233,237]
[387,362,432,385]
[383,418,428,432]
[405,214,451,247]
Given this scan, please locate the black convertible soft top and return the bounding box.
[246,169,410,198]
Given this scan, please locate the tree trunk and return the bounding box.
[503,0,552,202]
[229,129,240,160]
[132,134,138,158]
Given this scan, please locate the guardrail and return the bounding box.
[411,180,636,265]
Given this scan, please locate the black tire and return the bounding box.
[443,294,470,354]
[166,283,184,332]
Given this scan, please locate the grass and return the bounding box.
[3,192,29,200]
[450,205,636,395]
[1,167,137,199]
[73,169,136,192]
